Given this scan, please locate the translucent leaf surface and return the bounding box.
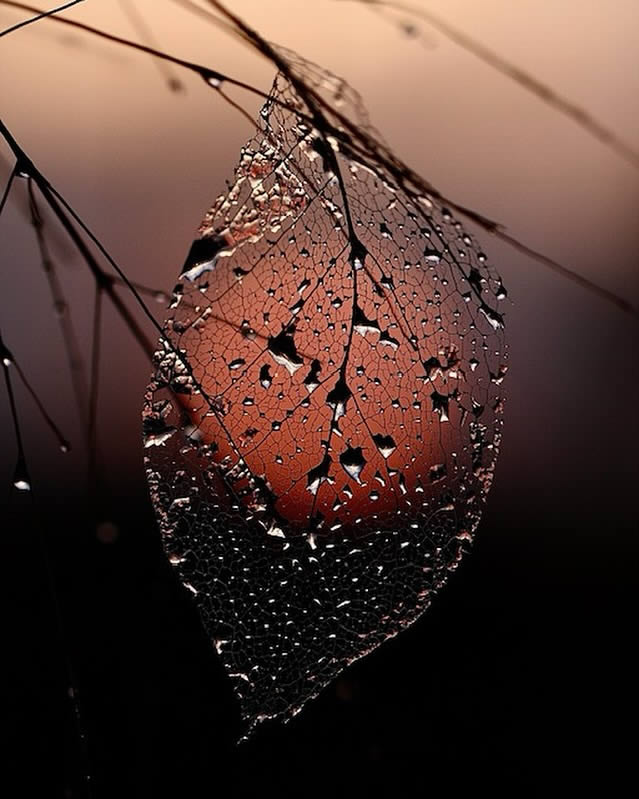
[144,51,507,737]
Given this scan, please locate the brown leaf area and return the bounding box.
[144,56,506,734]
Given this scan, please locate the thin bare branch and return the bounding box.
[0,160,17,216]
[0,0,83,38]
[0,118,158,357]
[494,230,636,316]
[169,0,251,43]
[0,0,254,99]
[118,0,185,92]
[87,283,102,493]
[27,178,90,428]
[0,327,30,490]
[206,0,639,319]
[1,0,635,321]
[12,354,71,453]
[348,0,639,170]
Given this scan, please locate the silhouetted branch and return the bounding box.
[1,121,162,401]
[0,327,31,491]
[207,0,639,319]
[87,284,102,492]
[11,350,71,453]
[0,0,83,38]
[349,0,639,170]
[2,0,635,320]
[1,0,636,442]
[0,160,16,215]
[27,178,90,429]
[118,0,185,92]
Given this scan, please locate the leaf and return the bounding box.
[144,50,506,738]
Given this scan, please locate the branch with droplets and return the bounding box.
[0,0,635,497]
[0,112,293,503]
[26,177,90,430]
[0,122,157,359]
[1,0,633,319]
[0,330,70,462]
[206,0,639,318]
[1,327,33,491]
[345,0,639,171]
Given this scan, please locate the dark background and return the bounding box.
[8,491,636,797]
[1,2,637,796]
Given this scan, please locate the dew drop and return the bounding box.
[267,326,303,374]
[424,248,441,263]
[339,445,366,483]
[201,69,225,89]
[13,457,30,491]
[303,359,322,393]
[326,376,352,420]
[259,364,272,389]
[372,433,396,458]
[180,235,228,281]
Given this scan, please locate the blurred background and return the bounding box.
[1,1,637,796]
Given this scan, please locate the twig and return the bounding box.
[205,0,639,319]
[1,119,158,357]
[0,332,93,798]
[12,355,71,453]
[87,283,102,493]
[2,0,635,319]
[118,0,185,92]
[27,177,90,429]
[0,327,30,490]
[0,0,83,38]
[0,160,17,215]
[349,0,639,170]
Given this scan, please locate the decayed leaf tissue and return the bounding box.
[143,50,507,737]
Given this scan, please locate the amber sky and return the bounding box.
[0,1,637,551]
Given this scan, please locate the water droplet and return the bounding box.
[349,238,368,271]
[13,457,30,491]
[429,463,447,482]
[267,326,303,374]
[372,433,396,458]
[303,359,322,393]
[424,248,441,263]
[480,304,504,331]
[339,445,366,483]
[306,454,333,495]
[180,235,228,281]
[259,364,272,389]
[353,304,380,336]
[430,391,450,422]
[326,376,351,420]
[201,69,225,89]
[1,340,13,367]
[143,418,177,448]
[379,330,400,350]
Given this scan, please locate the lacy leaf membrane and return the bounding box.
[144,54,507,736]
